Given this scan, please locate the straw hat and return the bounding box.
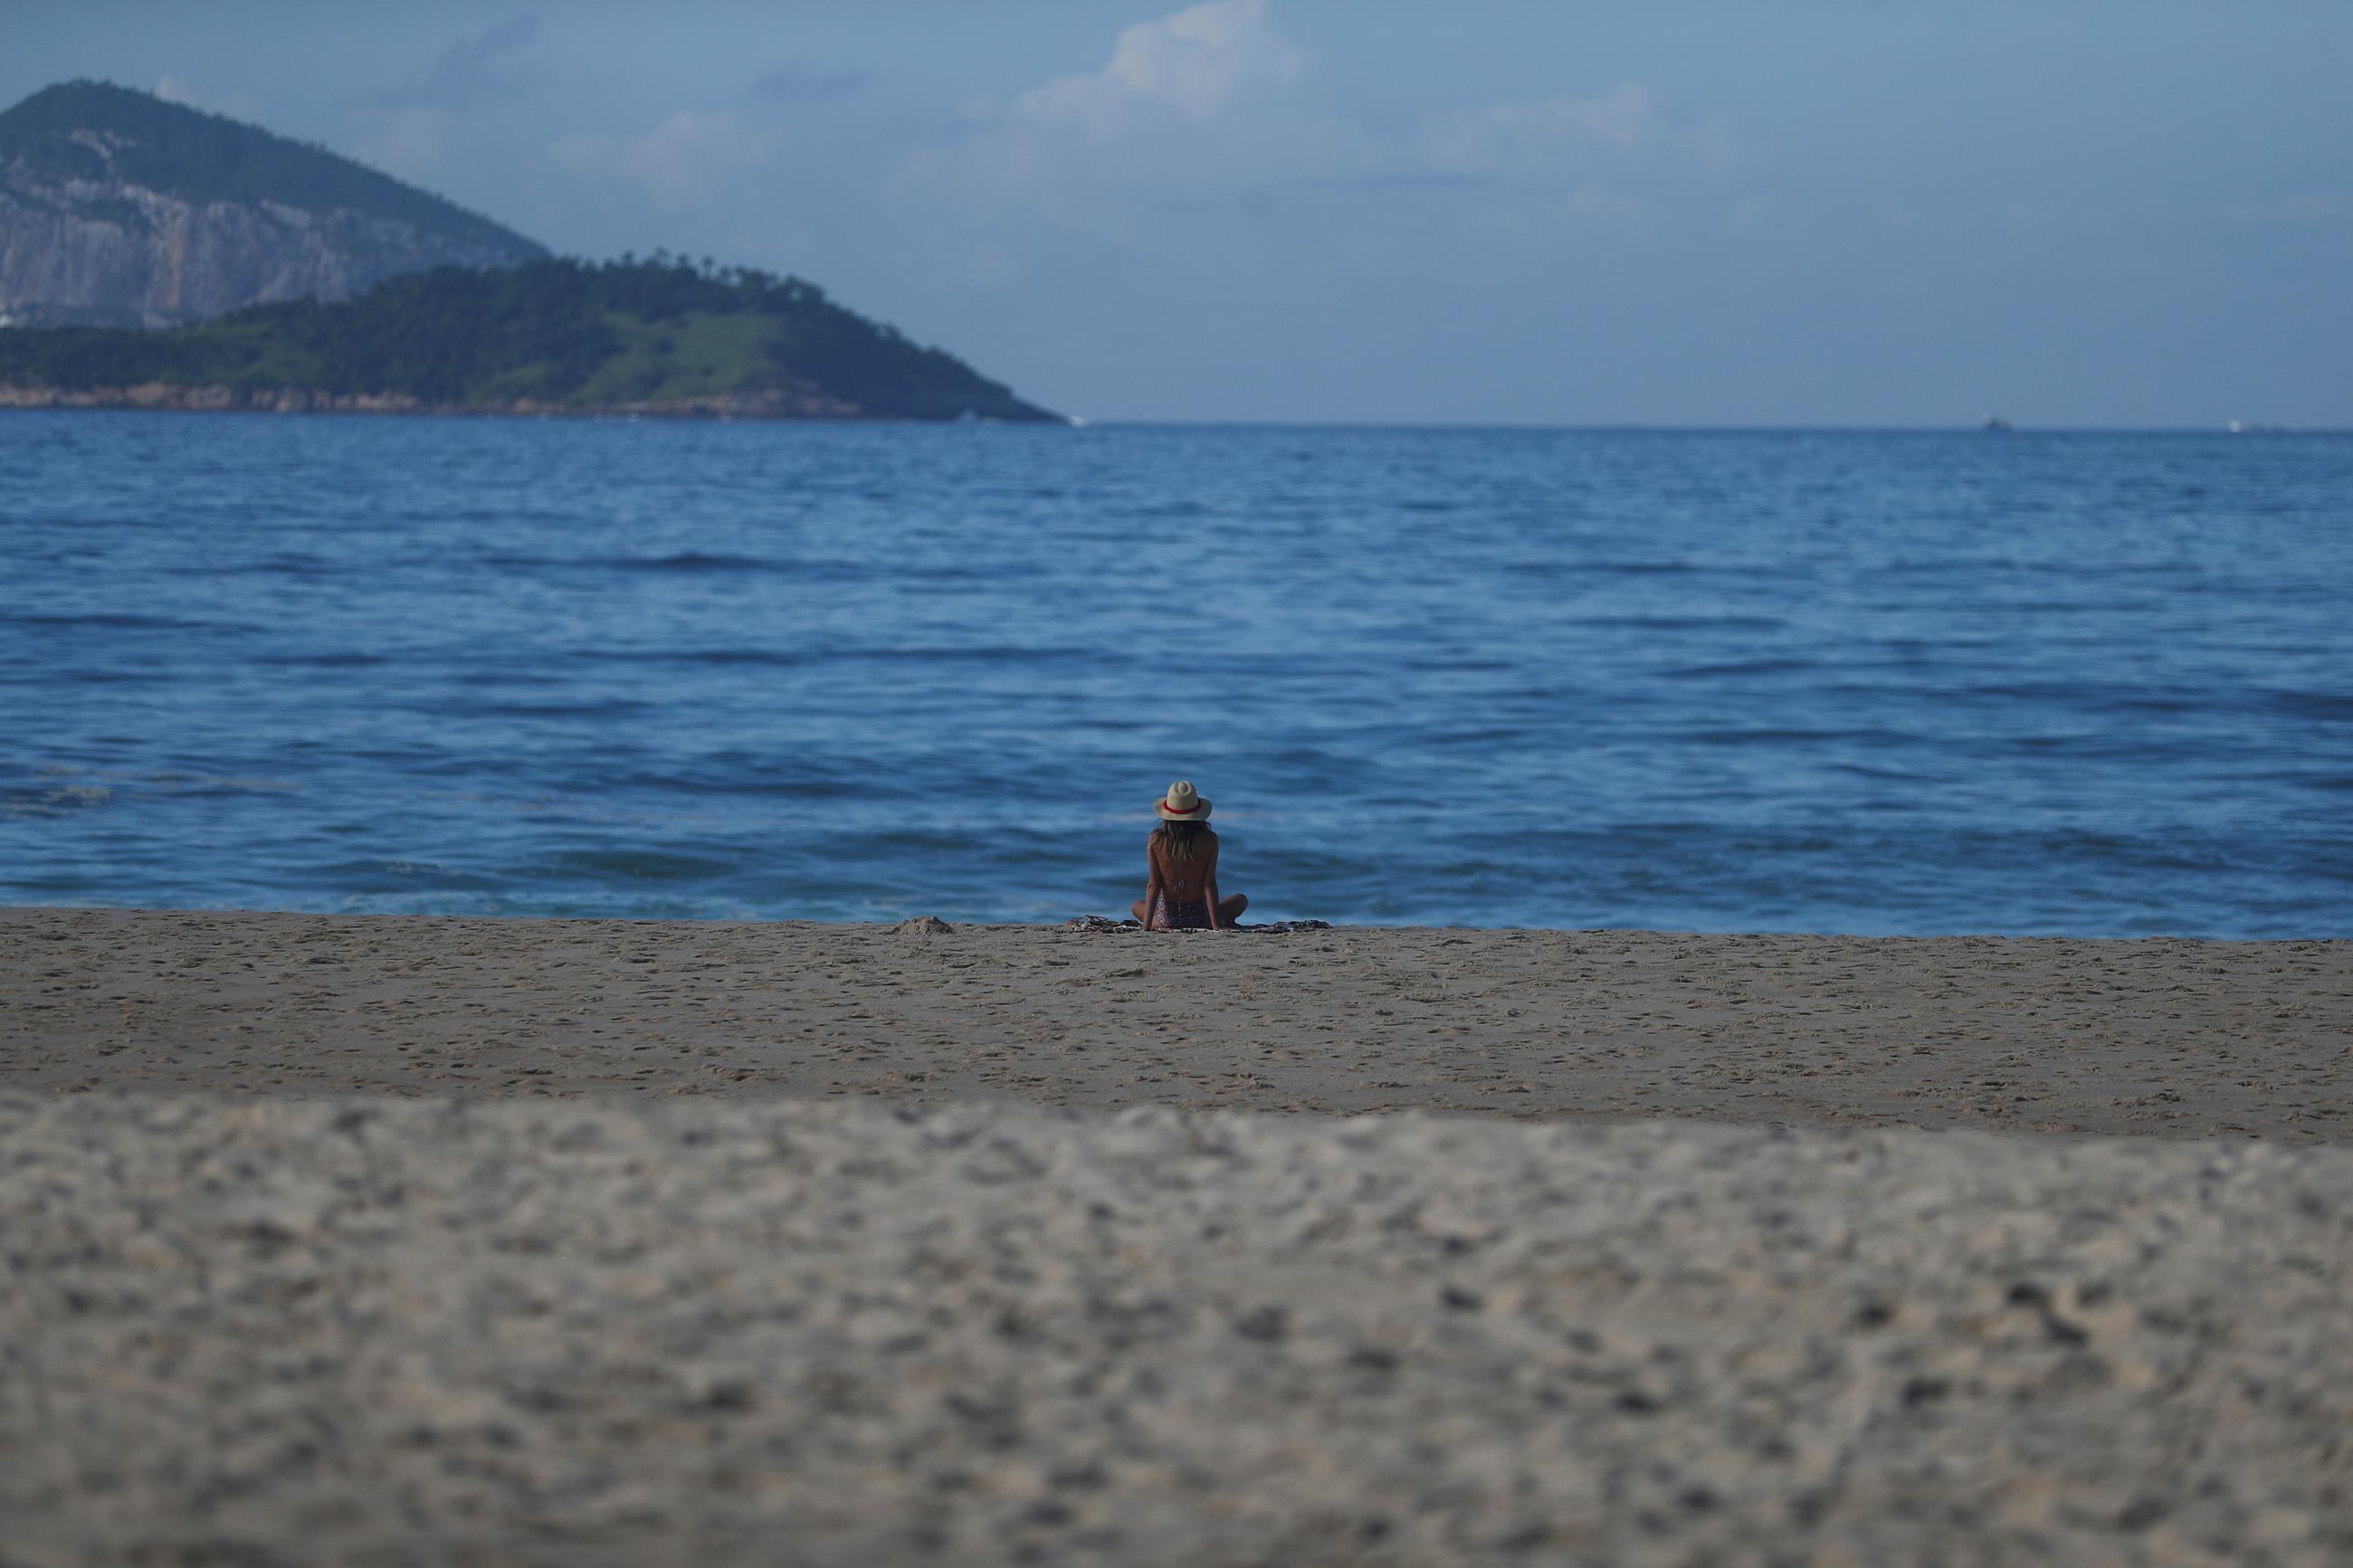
[1155,780,1211,822]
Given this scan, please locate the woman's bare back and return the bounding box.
[1133,830,1248,929]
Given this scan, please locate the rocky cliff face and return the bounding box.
[0,177,541,328]
[0,82,544,328]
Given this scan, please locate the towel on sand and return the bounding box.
[1062,915,1332,934]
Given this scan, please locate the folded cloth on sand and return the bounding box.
[1062,915,1331,934]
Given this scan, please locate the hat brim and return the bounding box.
[1155,800,1211,822]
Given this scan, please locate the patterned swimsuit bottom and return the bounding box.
[1148,892,1215,930]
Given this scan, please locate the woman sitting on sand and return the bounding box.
[1132,781,1248,931]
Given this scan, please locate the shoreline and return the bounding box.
[6,896,2342,941]
[0,383,1070,422]
[9,906,2347,1141]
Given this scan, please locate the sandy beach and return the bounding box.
[5,908,2352,1565]
[5,907,2348,1138]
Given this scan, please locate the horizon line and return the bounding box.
[1060,419,2349,435]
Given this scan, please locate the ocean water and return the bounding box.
[3,412,2348,936]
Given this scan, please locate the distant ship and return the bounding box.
[1981,415,2013,432]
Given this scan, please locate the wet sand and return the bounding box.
[5,908,2352,1566]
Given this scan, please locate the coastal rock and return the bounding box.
[0,86,1062,423]
[0,81,542,329]
[0,382,866,419]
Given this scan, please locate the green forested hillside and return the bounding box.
[0,255,1060,421]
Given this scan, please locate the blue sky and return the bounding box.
[9,1,2349,425]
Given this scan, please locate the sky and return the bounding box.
[8,1,2349,426]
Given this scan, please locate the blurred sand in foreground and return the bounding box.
[5,908,2352,1566]
[6,1095,2350,1566]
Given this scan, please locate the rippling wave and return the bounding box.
[3,413,2348,935]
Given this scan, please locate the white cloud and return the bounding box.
[343,16,546,190]
[918,0,1371,214]
[372,15,539,112]
[1024,0,1310,121]
[154,75,267,124]
[341,19,540,190]
[551,111,786,213]
[915,0,1738,244]
[1417,84,1735,178]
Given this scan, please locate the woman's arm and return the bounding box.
[1203,841,1223,930]
[1140,841,1162,929]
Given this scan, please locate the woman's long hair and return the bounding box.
[1154,820,1212,860]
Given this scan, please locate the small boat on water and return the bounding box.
[1982,415,2014,432]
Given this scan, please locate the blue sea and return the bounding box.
[3,413,2348,936]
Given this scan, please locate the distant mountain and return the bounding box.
[0,81,545,328]
[0,255,1063,423]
